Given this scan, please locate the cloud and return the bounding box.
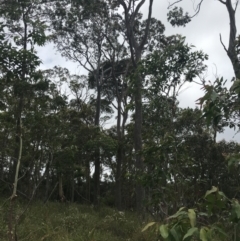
[36,0,240,141]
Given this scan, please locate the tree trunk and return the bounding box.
[115,99,123,210]
[115,147,123,209]
[119,0,153,213]
[85,158,91,202]
[11,119,23,200]
[134,72,144,212]
[44,166,50,202]
[59,173,65,202]
[71,172,75,203]
[93,85,101,207]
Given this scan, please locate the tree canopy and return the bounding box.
[1,1,240,240]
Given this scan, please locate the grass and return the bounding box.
[0,198,157,241]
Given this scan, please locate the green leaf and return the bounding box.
[233,201,240,219]
[218,191,227,200]
[183,227,198,240]
[179,207,186,211]
[170,227,180,241]
[141,222,156,232]
[205,186,218,198]
[188,209,196,227]
[211,90,218,101]
[160,224,169,239]
[200,227,209,241]
[169,211,187,219]
[198,212,208,217]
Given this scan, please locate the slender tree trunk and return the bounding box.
[8,11,28,240]
[115,98,123,210]
[85,158,90,202]
[11,119,23,200]
[93,85,101,207]
[71,172,75,203]
[134,71,144,212]
[94,153,100,206]
[58,173,65,202]
[8,118,23,241]
[0,152,4,180]
[119,0,153,213]
[115,147,123,209]
[44,165,50,202]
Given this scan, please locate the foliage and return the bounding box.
[0,199,153,241]
[142,186,240,241]
[167,7,191,27]
[0,1,240,240]
[201,77,240,129]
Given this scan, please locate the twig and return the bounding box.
[219,33,228,53]
[191,0,204,18]
[218,0,226,5]
[168,0,183,9]
[168,0,204,18]
[234,0,239,12]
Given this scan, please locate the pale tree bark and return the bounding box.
[8,118,22,241]
[11,119,23,200]
[117,0,154,213]
[8,5,28,240]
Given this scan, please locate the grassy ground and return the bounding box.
[0,198,157,241]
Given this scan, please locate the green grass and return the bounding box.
[0,198,157,241]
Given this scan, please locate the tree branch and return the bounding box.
[234,0,239,11]
[132,0,146,21]
[219,33,228,53]
[168,0,204,18]
[218,0,226,4]
[168,0,183,9]
[191,0,204,18]
[139,0,154,50]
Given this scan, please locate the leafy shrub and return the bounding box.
[142,186,240,241]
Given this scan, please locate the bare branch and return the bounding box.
[168,0,204,18]
[168,0,183,9]
[132,0,146,22]
[118,0,128,12]
[218,0,226,4]
[219,33,228,53]
[191,0,204,18]
[234,0,239,12]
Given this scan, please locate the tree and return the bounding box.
[117,0,154,212]
[168,0,240,79]
[89,56,133,209]
[139,34,207,217]
[49,0,120,206]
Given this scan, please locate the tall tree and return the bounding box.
[50,0,105,206]
[89,57,133,209]
[50,0,126,206]
[117,0,154,212]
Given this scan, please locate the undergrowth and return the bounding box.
[0,197,156,241]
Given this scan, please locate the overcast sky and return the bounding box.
[36,0,240,141]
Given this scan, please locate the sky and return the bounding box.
[36,0,240,141]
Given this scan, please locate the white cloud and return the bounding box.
[36,0,240,141]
